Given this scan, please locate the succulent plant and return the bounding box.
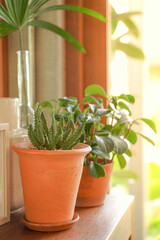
[28,103,88,150]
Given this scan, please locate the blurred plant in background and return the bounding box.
[111,5,145,60]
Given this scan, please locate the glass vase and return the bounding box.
[17,50,34,129]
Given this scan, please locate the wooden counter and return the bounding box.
[0,195,135,240]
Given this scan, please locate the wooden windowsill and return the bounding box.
[0,195,135,240]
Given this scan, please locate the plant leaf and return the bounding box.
[91,146,110,159]
[115,41,145,60]
[0,3,15,26]
[89,161,106,178]
[85,84,108,98]
[118,94,135,103]
[110,135,128,154]
[27,20,86,53]
[123,17,139,38]
[95,135,114,153]
[136,132,155,145]
[40,101,54,110]
[137,118,157,133]
[115,154,127,169]
[118,102,131,116]
[33,4,107,23]
[126,130,137,144]
[119,115,132,124]
[83,95,98,105]
[125,149,132,157]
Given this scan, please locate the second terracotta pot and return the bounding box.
[12,142,91,224]
[76,162,114,207]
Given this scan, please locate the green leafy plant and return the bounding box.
[111,5,145,60]
[41,84,157,177]
[28,103,88,150]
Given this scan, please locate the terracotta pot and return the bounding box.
[76,162,114,207]
[12,142,91,224]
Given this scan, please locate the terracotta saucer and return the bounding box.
[21,212,79,232]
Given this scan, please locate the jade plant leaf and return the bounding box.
[89,161,106,178]
[95,135,114,153]
[110,135,128,154]
[91,146,110,159]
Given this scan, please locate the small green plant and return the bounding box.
[28,103,88,150]
[40,84,157,177]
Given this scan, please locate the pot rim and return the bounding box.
[12,141,91,156]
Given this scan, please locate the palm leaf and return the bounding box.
[27,20,86,53]
[33,4,107,22]
[27,0,50,16]
[0,21,16,37]
[4,0,18,25]
[0,3,15,26]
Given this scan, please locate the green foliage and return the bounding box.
[28,103,88,150]
[40,84,157,177]
[0,0,106,53]
[111,5,145,60]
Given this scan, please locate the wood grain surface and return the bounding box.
[0,195,134,240]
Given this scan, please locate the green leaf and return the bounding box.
[136,132,155,146]
[88,103,97,114]
[89,161,106,178]
[110,135,128,154]
[123,17,139,38]
[85,84,108,98]
[4,0,18,25]
[27,20,86,53]
[83,95,98,105]
[113,11,142,21]
[137,118,157,133]
[118,94,135,104]
[96,109,110,117]
[115,41,145,60]
[116,154,127,169]
[126,130,137,144]
[33,5,107,23]
[59,97,77,107]
[118,102,131,116]
[119,115,132,124]
[95,135,114,153]
[125,149,132,157]
[0,3,15,26]
[40,101,54,110]
[91,146,110,159]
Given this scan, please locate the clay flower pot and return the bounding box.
[12,141,91,225]
[76,162,114,207]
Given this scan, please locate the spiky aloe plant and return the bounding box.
[0,0,106,126]
[28,103,88,150]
